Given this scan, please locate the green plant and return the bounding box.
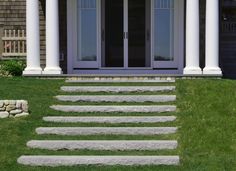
[0,60,26,76]
[0,64,10,77]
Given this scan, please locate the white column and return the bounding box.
[183,0,202,75]
[23,0,42,75]
[203,0,222,75]
[43,0,62,75]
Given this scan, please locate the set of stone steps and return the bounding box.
[18,78,179,167]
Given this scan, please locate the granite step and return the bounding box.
[43,116,177,123]
[66,77,175,83]
[36,127,177,136]
[66,80,175,83]
[61,86,175,93]
[55,95,176,103]
[27,140,178,151]
[18,155,180,166]
[50,105,176,113]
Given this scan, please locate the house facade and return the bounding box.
[0,0,236,77]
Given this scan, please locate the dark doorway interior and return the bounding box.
[128,0,146,67]
[221,0,236,78]
[104,0,124,67]
[102,0,149,68]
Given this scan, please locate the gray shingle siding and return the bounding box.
[0,0,26,30]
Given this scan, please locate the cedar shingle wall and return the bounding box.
[0,0,46,67]
[0,0,26,30]
[0,0,67,72]
[39,0,46,67]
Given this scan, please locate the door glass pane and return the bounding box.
[104,0,124,67]
[154,0,174,61]
[78,0,97,61]
[128,0,147,67]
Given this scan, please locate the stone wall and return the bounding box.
[0,100,29,118]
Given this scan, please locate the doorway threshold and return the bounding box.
[73,69,181,75]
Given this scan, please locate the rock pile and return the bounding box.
[0,100,29,118]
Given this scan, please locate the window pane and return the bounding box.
[154,0,174,61]
[78,0,97,61]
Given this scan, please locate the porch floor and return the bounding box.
[23,74,222,80]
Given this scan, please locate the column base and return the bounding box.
[23,67,42,75]
[43,67,62,75]
[203,67,222,75]
[183,67,202,75]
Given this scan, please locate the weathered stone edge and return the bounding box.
[36,127,178,135]
[55,95,176,103]
[43,116,177,123]
[61,86,176,92]
[18,155,180,166]
[27,140,178,151]
[50,105,177,113]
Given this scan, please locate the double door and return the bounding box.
[75,0,179,69]
[101,0,151,68]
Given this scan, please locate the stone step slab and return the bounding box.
[18,155,180,166]
[36,127,177,136]
[61,86,175,93]
[66,78,175,83]
[55,95,176,103]
[43,116,177,123]
[27,140,178,151]
[66,80,175,83]
[50,105,176,113]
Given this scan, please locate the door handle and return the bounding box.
[126,32,129,39]
[123,32,129,39]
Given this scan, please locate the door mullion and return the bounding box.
[124,0,128,68]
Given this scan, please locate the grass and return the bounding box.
[0,77,236,170]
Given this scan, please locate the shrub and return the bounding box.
[0,64,11,77]
[0,60,26,76]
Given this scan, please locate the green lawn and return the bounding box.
[0,77,236,171]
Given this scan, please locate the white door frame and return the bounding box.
[67,0,101,70]
[67,0,184,73]
[151,0,184,69]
